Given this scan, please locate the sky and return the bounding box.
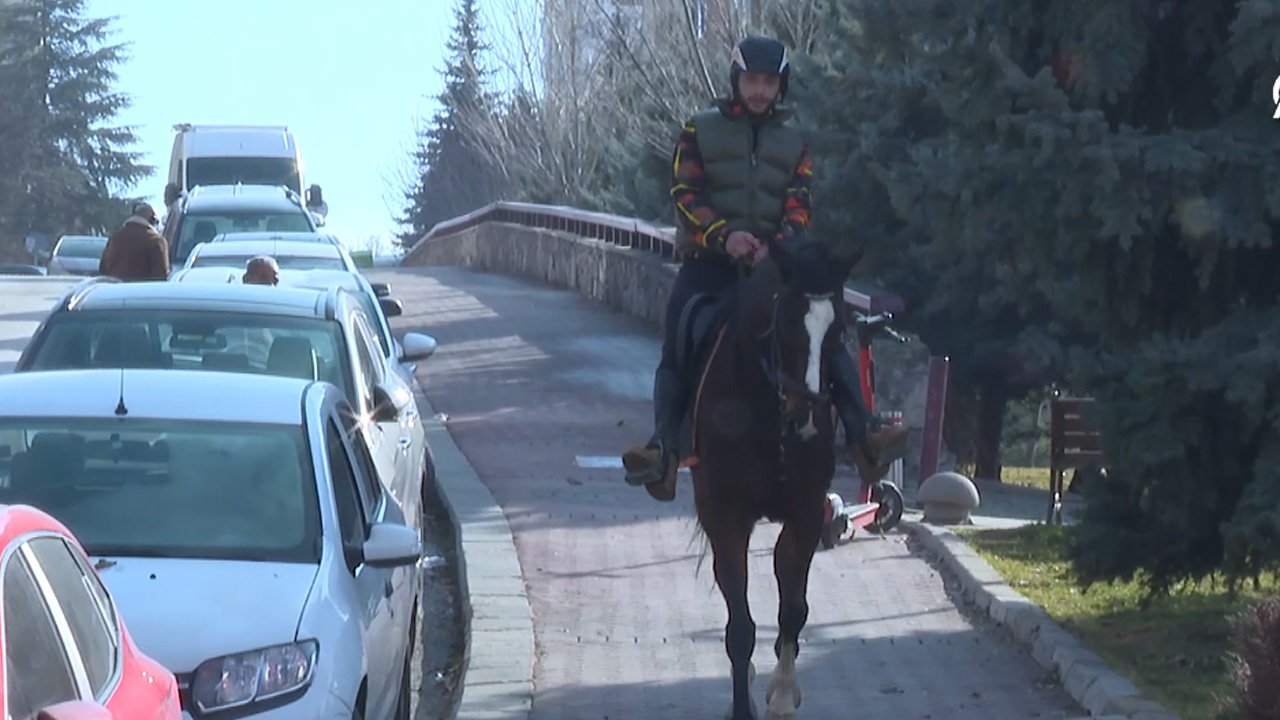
[85,0,455,254]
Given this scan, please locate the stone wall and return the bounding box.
[403,222,942,485]
[403,222,678,326]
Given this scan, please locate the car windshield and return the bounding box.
[175,212,314,261]
[55,237,107,259]
[23,310,354,401]
[186,157,300,194]
[0,419,320,563]
[191,254,345,271]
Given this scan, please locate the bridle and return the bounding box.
[754,285,838,444]
[756,290,833,407]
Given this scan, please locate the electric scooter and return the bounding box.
[819,311,909,549]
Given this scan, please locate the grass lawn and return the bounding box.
[958,523,1278,719]
[1001,465,1051,491]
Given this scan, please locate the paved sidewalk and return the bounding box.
[376,266,1082,719]
[0,277,75,374]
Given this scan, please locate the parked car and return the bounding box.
[183,238,357,273]
[16,278,435,533]
[0,503,181,720]
[0,263,47,276]
[172,266,431,385]
[0,369,423,719]
[277,269,428,387]
[161,184,318,265]
[46,235,109,276]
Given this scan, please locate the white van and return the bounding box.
[164,123,327,221]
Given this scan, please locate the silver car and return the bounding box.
[16,279,437,559]
[47,234,108,275]
[0,368,423,719]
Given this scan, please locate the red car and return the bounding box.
[0,504,180,720]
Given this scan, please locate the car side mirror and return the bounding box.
[371,282,390,298]
[370,384,400,423]
[362,522,421,568]
[400,332,436,362]
[36,700,114,720]
[164,182,181,207]
[378,296,403,318]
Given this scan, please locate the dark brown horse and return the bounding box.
[685,238,858,719]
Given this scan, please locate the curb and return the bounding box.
[903,521,1179,720]
[415,386,535,720]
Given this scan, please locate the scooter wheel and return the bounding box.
[867,482,904,533]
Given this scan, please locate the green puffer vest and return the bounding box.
[676,103,807,258]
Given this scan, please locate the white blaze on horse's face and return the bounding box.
[802,295,836,396]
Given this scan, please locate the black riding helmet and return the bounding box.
[729,35,791,102]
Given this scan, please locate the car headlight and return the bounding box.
[191,640,318,714]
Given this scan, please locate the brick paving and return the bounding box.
[375,265,1082,719]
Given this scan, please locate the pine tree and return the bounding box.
[794,0,1057,481]
[398,0,502,247]
[0,0,149,256]
[797,0,1280,593]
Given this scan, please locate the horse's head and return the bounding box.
[755,239,861,438]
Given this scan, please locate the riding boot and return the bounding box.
[621,366,686,501]
[829,347,909,483]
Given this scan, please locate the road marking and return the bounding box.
[575,455,692,475]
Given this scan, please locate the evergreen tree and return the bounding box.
[793,1,1057,481]
[398,0,502,247]
[0,0,148,256]
[796,0,1280,593]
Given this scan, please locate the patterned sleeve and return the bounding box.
[670,121,729,252]
[779,143,813,241]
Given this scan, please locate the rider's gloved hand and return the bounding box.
[727,231,769,266]
[725,231,759,259]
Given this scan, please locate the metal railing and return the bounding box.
[405,201,905,314]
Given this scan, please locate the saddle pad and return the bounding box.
[682,323,730,467]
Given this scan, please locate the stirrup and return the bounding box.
[623,443,666,486]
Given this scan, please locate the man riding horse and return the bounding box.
[622,35,909,502]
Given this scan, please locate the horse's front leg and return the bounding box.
[766,498,823,719]
[707,513,760,720]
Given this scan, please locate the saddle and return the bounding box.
[673,292,731,467]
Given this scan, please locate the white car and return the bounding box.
[182,238,357,273]
[0,369,423,719]
[17,279,436,584]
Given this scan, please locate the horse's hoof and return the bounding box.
[765,679,801,716]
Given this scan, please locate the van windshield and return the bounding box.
[187,157,300,194]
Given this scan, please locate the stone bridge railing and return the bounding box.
[400,201,951,491]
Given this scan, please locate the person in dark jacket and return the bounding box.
[620,35,908,502]
[98,202,170,281]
